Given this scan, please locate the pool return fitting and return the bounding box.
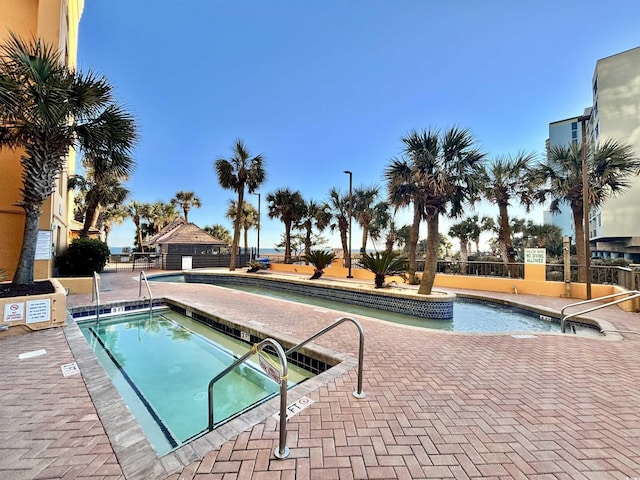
[207,316,366,459]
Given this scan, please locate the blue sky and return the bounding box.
[78,0,640,252]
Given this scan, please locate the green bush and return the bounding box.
[65,238,110,276]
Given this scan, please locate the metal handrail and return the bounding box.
[286,316,366,399]
[207,338,290,459]
[92,272,101,323]
[138,271,153,314]
[561,290,640,333]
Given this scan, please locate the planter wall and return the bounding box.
[0,279,67,336]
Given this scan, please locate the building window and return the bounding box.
[593,77,598,97]
[571,122,577,130]
[572,130,577,140]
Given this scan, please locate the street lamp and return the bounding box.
[578,114,591,299]
[254,192,261,258]
[344,170,353,278]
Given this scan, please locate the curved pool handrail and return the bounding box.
[286,316,365,399]
[561,290,640,333]
[207,338,290,459]
[139,271,153,315]
[92,271,101,323]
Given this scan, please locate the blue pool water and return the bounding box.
[79,309,313,455]
[148,274,563,333]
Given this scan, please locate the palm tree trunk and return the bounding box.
[361,225,369,253]
[243,227,249,254]
[460,238,468,274]
[572,203,586,283]
[230,187,244,271]
[13,209,40,284]
[408,205,421,283]
[284,222,292,264]
[80,200,100,237]
[340,221,348,268]
[418,213,439,295]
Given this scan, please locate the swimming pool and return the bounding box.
[78,308,315,455]
[149,274,577,334]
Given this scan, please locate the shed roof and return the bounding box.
[146,219,227,246]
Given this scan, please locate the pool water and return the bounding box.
[149,274,564,333]
[79,309,313,455]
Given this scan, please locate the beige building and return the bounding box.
[589,46,640,260]
[0,1,84,279]
[546,46,640,261]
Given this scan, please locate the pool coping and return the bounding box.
[65,298,359,480]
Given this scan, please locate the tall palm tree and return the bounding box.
[448,216,480,272]
[353,185,380,253]
[267,188,305,264]
[327,188,350,267]
[214,140,266,270]
[226,200,258,254]
[127,201,145,252]
[533,140,640,282]
[170,190,201,223]
[386,127,485,295]
[480,152,537,268]
[0,34,137,284]
[101,203,129,245]
[297,200,332,259]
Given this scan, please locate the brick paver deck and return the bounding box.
[2,270,639,479]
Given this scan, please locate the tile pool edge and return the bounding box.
[64,301,358,479]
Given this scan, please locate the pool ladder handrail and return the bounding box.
[138,271,153,315]
[92,271,101,323]
[286,316,366,399]
[561,290,640,333]
[207,338,290,459]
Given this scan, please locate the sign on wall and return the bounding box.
[35,230,53,260]
[4,302,25,322]
[524,248,546,265]
[26,299,51,324]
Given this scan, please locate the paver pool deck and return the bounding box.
[2,269,640,479]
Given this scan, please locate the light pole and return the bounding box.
[578,114,591,299]
[254,192,261,257]
[344,170,353,278]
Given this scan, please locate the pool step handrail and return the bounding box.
[92,272,101,323]
[138,271,153,315]
[207,338,290,459]
[561,290,640,333]
[285,316,365,399]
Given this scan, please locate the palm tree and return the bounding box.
[367,202,394,253]
[480,152,537,269]
[204,224,232,245]
[533,140,640,282]
[353,185,380,253]
[386,127,485,295]
[226,200,258,254]
[170,190,201,223]
[0,34,137,284]
[127,201,145,252]
[359,251,408,288]
[267,188,305,264]
[327,188,350,267]
[214,140,266,270]
[449,217,479,272]
[297,200,332,259]
[101,204,129,245]
[152,201,179,233]
[301,250,336,279]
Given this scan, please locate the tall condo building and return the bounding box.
[546,46,640,261]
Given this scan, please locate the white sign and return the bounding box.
[61,362,80,377]
[4,302,25,322]
[27,299,50,324]
[35,230,53,260]
[273,396,315,420]
[524,248,546,265]
[259,354,282,385]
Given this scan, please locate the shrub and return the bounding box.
[64,238,110,276]
[301,250,336,279]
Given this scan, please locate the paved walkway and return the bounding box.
[2,270,640,479]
